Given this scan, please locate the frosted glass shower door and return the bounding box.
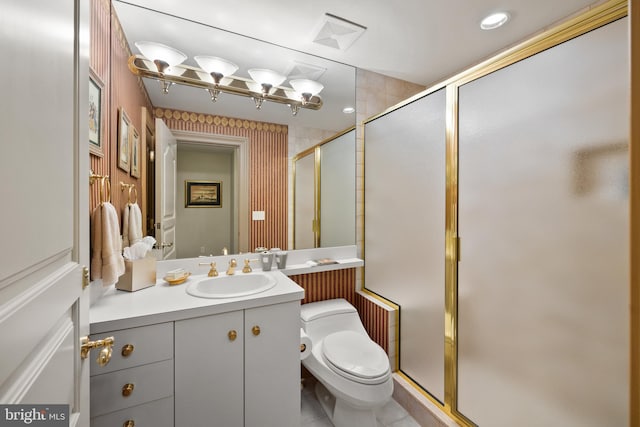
[364,89,446,402]
[456,18,629,426]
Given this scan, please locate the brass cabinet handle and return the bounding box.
[97,346,113,367]
[252,325,261,336]
[123,421,135,427]
[80,336,114,367]
[228,330,237,341]
[121,344,135,357]
[122,383,134,397]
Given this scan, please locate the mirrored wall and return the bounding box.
[106,1,357,257]
[294,128,356,249]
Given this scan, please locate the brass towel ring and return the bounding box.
[101,176,111,205]
[120,182,137,204]
[90,171,110,206]
[128,186,138,204]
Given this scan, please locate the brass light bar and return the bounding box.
[128,55,323,112]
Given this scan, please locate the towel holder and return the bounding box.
[120,182,137,204]
[90,170,110,205]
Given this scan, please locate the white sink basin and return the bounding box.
[185,273,277,298]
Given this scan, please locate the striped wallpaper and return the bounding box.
[156,108,289,252]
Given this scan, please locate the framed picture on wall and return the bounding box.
[185,181,221,208]
[118,108,131,172]
[130,126,140,178]
[89,68,104,157]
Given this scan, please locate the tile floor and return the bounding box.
[301,378,422,427]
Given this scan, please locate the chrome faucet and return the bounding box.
[226,259,237,275]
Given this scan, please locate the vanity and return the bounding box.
[89,268,304,427]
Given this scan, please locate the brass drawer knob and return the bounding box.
[228,330,237,341]
[121,344,135,357]
[123,421,135,427]
[252,325,261,336]
[122,383,134,397]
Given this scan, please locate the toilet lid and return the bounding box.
[322,331,390,383]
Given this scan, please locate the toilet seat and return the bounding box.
[321,331,391,385]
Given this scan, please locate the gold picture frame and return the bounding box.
[118,108,131,172]
[185,181,221,208]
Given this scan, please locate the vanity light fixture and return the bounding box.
[290,79,324,105]
[480,11,510,30]
[247,68,287,109]
[134,41,187,94]
[129,43,324,114]
[288,79,325,115]
[194,56,239,102]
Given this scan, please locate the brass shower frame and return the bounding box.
[360,1,628,425]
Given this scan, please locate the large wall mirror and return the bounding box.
[113,1,357,257]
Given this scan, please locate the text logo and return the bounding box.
[0,405,68,426]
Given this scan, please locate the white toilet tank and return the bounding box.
[301,299,368,341]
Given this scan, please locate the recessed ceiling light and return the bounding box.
[480,12,510,30]
[343,106,355,114]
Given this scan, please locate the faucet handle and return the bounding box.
[229,258,237,267]
[242,259,253,273]
[199,262,218,277]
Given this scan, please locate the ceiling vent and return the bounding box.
[285,61,327,80]
[312,13,367,51]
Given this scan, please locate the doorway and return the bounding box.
[172,131,249,256]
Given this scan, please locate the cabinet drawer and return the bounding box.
[90,322,173,375]
[90,359,173,417]
[90,396,173,427]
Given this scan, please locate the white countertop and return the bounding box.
[90,246,363,334]
[90,270,304,334]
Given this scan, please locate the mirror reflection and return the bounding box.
[294,129,356,249]
[113,1,357,258]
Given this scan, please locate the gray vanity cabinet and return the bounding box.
[175,310,244,426]
[174,301,301,427]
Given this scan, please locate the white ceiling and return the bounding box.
[114,0,601,131]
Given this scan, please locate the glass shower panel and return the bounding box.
[364,89,446,402]
[457,18,629,426]
[320,129,355,247]
[294,152,316,249]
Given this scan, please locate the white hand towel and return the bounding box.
[122,203,131,248]
[91,202,125,286]
[128,202,143,244]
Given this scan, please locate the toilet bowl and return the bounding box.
[301,299,393,427]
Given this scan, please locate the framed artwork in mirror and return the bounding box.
[130,126,140,178]
[185,181,221,208]
[118,108,131,172]
[89,68,104,157]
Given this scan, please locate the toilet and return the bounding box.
[301,299,393,427]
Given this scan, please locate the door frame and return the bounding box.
[172,130,250,254]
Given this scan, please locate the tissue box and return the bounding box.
[116,256,157,292]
